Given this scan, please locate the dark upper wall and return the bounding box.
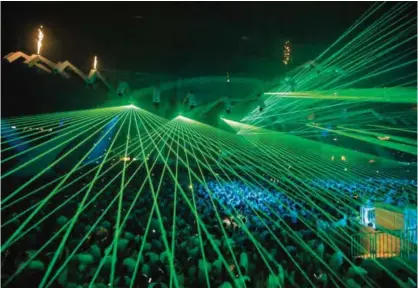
[2,2,374,76]
[1,63,109,118]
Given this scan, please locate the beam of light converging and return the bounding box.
[1,110,129,252]
[46,115,178,288]
[2,108,171,286]
[205,118,412,282]
[263,88,417,104]
[240,2,416,140]
[337,126,417,146]
[141,117,246,286]
[179,122,317,286]
[178,120,368,286]
[2,2,417,287]
[0,114,172,216]
[307,124,417,155]
[1,103,416,287]
[39,110,132,288]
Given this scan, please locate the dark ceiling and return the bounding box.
[2,2,416,165]
[2,2,373,75]
[2,2,376,119]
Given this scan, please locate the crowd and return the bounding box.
[199,177,416,228]
[311,178,417,207]
[2,164,417,288]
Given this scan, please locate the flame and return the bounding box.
[93,56,98,70]
[37,26,44,55]
[283,40,291,65]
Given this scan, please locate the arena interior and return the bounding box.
[1,2,417,288]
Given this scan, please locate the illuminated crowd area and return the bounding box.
[1,2,417,288]
[1,106,417,287]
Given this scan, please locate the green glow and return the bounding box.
[2,3,417,286]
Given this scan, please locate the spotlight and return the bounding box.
[225,97,232,114]
[153,80,161,107]
[125,104,139,109]
[116,82,130,97]
[175,115,194,123]
[187,90,196,110]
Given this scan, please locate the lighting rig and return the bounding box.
[187,90,197,110]
[225,97,232,114]
[116,82,130,97]
[152,81,161,108]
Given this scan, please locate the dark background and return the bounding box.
[2,2,375,117]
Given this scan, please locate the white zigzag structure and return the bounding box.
[3,51,113,90]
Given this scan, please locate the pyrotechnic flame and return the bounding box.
[93,56,97,70]
[283,40,291,65]
[37,26,44,55]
